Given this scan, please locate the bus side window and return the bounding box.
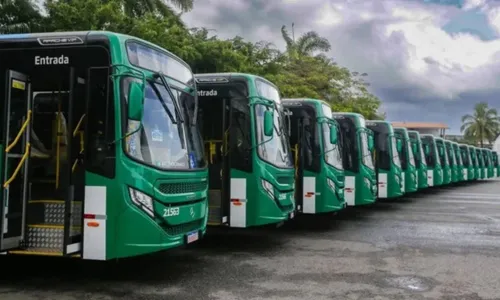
[86,67,116,178]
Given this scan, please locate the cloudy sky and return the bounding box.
[182,0,500,134]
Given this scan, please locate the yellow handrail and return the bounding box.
[4,143,30,188]
[71,131,85,173]
[55,101,61,189]
[5,110,32,153]
[73,114,86,137]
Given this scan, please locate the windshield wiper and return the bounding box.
[153,72,184,123]
[150,82,177,125]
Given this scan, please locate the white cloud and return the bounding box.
[182,0,500,102]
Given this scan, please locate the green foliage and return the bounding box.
[0,0,384,119]
[460,102,500,147]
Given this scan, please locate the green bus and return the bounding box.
[444,140,458,183]
[282,98,345,215]
[407,131,428,190]
[475,147,485,179]
[482,148,494,178]
[421,134,444,187]
[0,31,209,259]
[468,145,479,180]
[365,121,403,199]
[394,127,418,193]
[435,137,451,185]
[195,73,296,228]
[493,151,499,178]
[459,144,473,181]
[451,142,466,182]
[331,113,377,206]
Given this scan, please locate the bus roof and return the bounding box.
[282,98,330,106]
[0,30,190,71]
[331,112,364,119]
[194,72,278,88]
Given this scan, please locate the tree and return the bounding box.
[0,0,43,33]
[120,0,193,18]
[281,24,331,59]
[460,102,500,147]
[0,0,384,120]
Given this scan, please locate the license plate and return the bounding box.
[187,231,199,244]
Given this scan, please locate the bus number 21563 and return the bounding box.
[163,207,180,217]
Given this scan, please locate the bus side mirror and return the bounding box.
[330,125,338,144]
[396,139,402,152]
[368,135,374,150]
[263,110,273,137]
[128,82,144,121]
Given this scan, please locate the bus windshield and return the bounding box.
[321,104,342,170]
[407,139,415,166]
[361,130,374,170]
[391,136,401,168]
[124,79,202,169]
[461,148,469,166]
[254,80,293,168]
[419,142,427,166]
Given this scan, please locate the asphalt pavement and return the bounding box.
[2,179,500,300]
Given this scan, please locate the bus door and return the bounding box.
[289,111,304,213]
[30,67,85,256]
[0,70,32,251]
[203,96,230,226]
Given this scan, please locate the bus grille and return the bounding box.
[158,182,207,194]
[161,219,204,237]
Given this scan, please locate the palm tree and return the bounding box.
[0,0,41,34]
[280,24,331,59]
[460,102,500,147]
[121,0,193,18]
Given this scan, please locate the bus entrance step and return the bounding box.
[7,248,81,257]
[208,206,222,225]
[27,200,82,225]
[24,224,81,251]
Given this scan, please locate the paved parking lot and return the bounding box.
[2,179,500,300]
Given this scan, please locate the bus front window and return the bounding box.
[419,142,427,166]
[391,136,401,169]
[407,140,415,166]
[361,131,374,170]
[124,78,192,169]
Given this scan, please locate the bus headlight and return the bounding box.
[364,178,371,187]
[261,179,275,199]
[327,178,335,191]
[129,188,154,217]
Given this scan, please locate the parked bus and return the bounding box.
[282,98,345,215]
[482,148,494,178]
[394,127,418,193]
[475,147,485,179]
[459,144,473,181]
[435,137,451,185]
[407,131,428,190]
[444,140,458,183]
[331,113,377,206]
[493,151,499,177]
[421,134,443,186]
[195,73,295,228]
[364,121,403,199]
[468,145,479,180]
[451,142,466,182]
[0,31,209,259]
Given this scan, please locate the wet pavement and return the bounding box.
[2,179,500,300]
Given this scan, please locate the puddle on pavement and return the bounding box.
[383,276,433,292]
